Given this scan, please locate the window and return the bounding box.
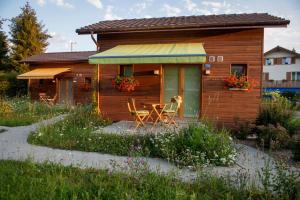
[282,57,292,65]
[231,64,247,77]
[291,72,300,81]
[84,77,92,90]
[262,72,269,81]
[119,65,133,77]
[39,79,45,86]
[265,58,274,65]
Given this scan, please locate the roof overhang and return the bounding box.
[89,43,206,64]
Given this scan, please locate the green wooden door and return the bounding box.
[163,65,200,118]
[164,66,179,104]
[183,67,200,117]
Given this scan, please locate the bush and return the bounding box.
[291,135,300,161]
[256,124,290,149]
[152,124,236,167]
[232,120,255,140]
[0,71,27,97]
[257,92,295,128]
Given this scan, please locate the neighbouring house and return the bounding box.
[263,46,300,93]
[75,13,290,126]
[18,51,97,105]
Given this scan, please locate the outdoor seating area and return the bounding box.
[39,92,58,106]
[127,95,183,131]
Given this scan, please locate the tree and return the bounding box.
[9,2,50,73]
[0,18,11,71]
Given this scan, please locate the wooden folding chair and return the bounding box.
[39,93,48,103]
[127,98,150,130]
[47,94,58,106]
[161,96,182,127]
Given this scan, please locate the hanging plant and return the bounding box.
[112,75,139,92]
[224,75,256,91]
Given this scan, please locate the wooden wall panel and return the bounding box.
[28,62,96,105]
[97,28,263,126]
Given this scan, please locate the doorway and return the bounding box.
[59,79,73,105]
[163,65,201,117]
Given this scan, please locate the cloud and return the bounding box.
[201,1,232,13]
[86,0,102,9]
[104,5,122,20]
[162,4,181,17]
[184,0,199,13]
[130,0,153,15]
[48,32,71,51]
[51,0,74,9]
[36,0,46,6]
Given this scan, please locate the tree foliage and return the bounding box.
[0,18,11,71]
[9,2,50,72]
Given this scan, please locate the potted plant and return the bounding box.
[112,75,139,92]
[224,75,255,91]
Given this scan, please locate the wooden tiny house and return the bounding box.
[75,13,290,126]
[18,51,97,105]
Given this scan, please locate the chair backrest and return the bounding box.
[127,98,137,114]
[165,95,182,113]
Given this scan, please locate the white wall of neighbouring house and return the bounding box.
[263,51,300,81]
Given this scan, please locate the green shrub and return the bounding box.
[291,135,300,161]
[151,124,236,167]
[256,124,290,149]
[0,71,27,97]
[232,121,255,140]
[257,93,295,128]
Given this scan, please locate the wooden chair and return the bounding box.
[161,96,182,127]
[39,93,48,103]
[127,98,150,130]
[47,94,58,106]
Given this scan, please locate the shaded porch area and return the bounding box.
[17,68,74,105]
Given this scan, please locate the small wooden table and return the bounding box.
[142,103,166,127]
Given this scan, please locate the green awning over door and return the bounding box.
[89,43,207,64]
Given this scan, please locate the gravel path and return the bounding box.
[0,115,289,184]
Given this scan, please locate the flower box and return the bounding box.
[228,88,249,91]
[112,75,139,92]
[224,75,257,91]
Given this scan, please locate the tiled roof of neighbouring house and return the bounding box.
[76,13,290,34]
[264,46,300,58]
[21,51,97,63]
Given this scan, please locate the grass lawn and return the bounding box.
[0,97,70,127]
[0,160,299,200]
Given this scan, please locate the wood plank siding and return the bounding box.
[97,28,263,126]
[28,62,96,105]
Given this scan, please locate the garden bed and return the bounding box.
[0,97,70,126]
[0,160,299,200]
[28,107,236,168]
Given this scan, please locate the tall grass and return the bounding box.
[0,96,70,126]
[0,160,299,200]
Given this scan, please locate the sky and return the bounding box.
[0,0,300,53]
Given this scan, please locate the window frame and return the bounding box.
[118,64,134,77]
[291,71,300,81]
[230,64,248,77]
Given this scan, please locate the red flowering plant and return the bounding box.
[112,75,139,92]
[224,75,256,90]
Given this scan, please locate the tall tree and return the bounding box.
[0,18,10,71]
[10,2,50,72]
